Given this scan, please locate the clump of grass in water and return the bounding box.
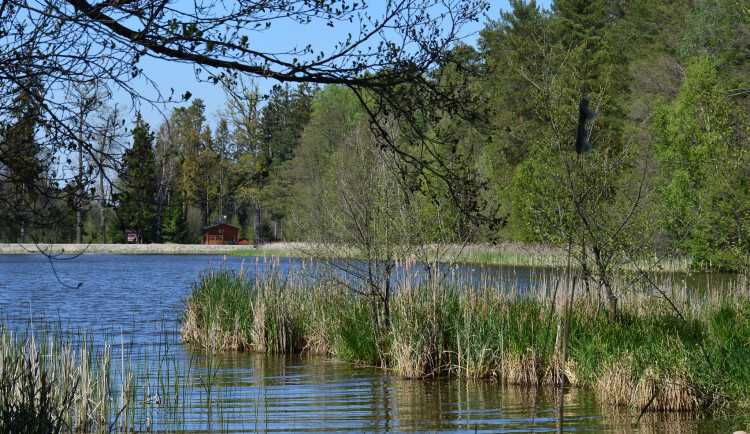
[181,267,256,352]
[0,324,160,431]
[181,259,750,414]
[182,262,330,354]
[0,331,72,432]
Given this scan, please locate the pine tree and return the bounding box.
[257,83,315,239]
[161,192,188,243]
[118,113,157,243]
[1,73,46,242]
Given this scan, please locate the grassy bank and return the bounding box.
[223,242,695,272]
[452,243,694,272]
[181,263,750,414]
[0,243,255,255]
[1,241,692,273]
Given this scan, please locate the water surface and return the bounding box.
[0,254,743,432]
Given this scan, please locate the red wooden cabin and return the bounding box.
[125,229,139,244]
[203,223,240,245]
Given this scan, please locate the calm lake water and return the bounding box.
[0,254,742,432]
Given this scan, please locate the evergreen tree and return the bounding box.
[254,83,316,239]
[223,81,264,242]
[0,73,47,242]
[172,99,208,207]
[118,113,157,243]
[214,118,232,221]
[161,193,188,243]
[261,83,316,167]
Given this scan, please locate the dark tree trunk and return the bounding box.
[99,166,106,243]
[593,246,617,321]
[20,189,27,243]
[253,196,261,243]
[77,126,83,244]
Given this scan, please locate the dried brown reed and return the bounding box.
[503,352,542,385]
[635,368,698,412]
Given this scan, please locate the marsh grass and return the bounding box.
[181,259,750,413]
[0,318,206,432]
[225,242,696,277]
[223,242,315,259]
[0,325,140,431]
[454,243,696,274]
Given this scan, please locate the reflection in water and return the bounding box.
[0,254,746,432]
[151,350,736,433]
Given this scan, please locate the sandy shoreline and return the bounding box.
[0,243,259,255]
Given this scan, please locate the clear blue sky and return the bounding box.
[130,0,552,131]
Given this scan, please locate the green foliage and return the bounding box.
[20,0,743,272]
[654,58,750,269]
[334,299,382,366]
[511,154,570,243]
[679,0,750,66]
[160,194,188,243]
[283,85,364,239]
[105,211,126,243]
[0,72,48,242]
[118,113,158,243]
[260,83,316,167]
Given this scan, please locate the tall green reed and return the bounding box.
[180,257,750,413]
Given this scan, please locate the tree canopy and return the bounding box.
[1,0,489,238]
[2,0,749,275]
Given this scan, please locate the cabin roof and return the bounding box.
[203,222,240,231]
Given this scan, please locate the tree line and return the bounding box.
[1,0,748,272]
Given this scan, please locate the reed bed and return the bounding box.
[227,241,696,274]
[0,322,190,432]
[454,243,695,273]
[180,259,750,414]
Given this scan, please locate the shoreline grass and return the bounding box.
[226,242,699,273]
[181,262,750,414]
[0,241,698,274]
[0,322,186,432]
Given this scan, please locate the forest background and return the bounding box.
[2,0,749,273]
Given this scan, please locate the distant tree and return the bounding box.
[653,58,750,270]
[2,0,487,232]
[223,80,264,242]
[196,124,219,227]
[213,118,232,222]
[1,6,123,236]
[284,85,362,240]
[154,121,179,241]
[257,83,316,238]
[261,84,316,166]
[170,100,207,207]
[156,100,219,240]
[118,114,157,243]
[0,72,48,243]
[92,103,127,243]
[161,193,189,244]
[69,82,104,244]
[478,0,547,167]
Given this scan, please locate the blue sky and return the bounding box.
[130,0,552,131]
